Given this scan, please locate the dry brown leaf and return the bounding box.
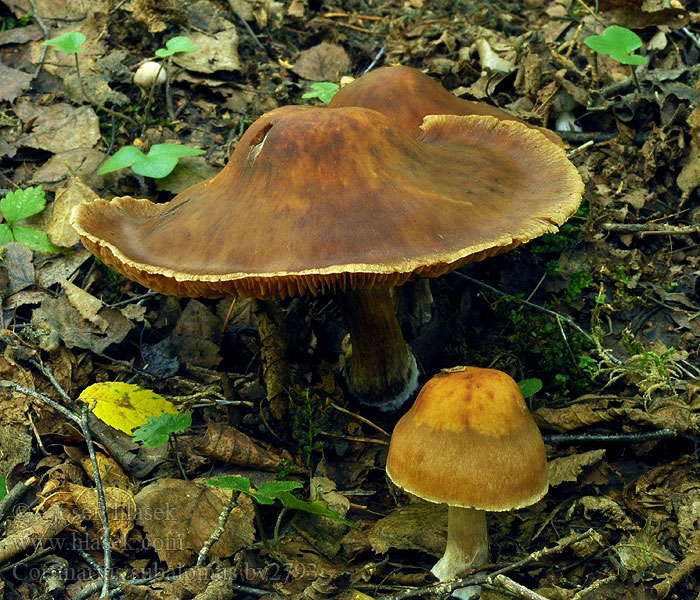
[60,279,109,332]
[0,63,32,103]
[192,422,301,472]
[31,291,133,354]
[14,103,100,154]
[40,483,136,550]
[0,504,69,565]
[368,500,446,556]
[63,447,132,490]
[548,449,606,487]
[172,29,240,74]
[0,350,36,427]
[292,42,350,81]
[47,178,98,247]
[134,478,255,567]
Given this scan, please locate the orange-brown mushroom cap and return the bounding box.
[71,105,583,300]
[386,366,549,511]
[329,65,563,146]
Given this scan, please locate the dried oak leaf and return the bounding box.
[548,449,607,488]
[192,421,301,473]
[134,478,255,567]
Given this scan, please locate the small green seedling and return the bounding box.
[518,378,543,399]
[133,413,192,447]
[584,26,646,66]
[0,476,7,502]
[302,81,340,105]
[207,475,353,527]
[44,31,138,126]
[98,144,205,178]
[584,26,646,94]
[142,36,198,130]
[208,475,353,563]
[155,36,198,57]
[43,30,85,53]
[0,186,59,253]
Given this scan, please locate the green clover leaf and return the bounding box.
[584,26,647,66]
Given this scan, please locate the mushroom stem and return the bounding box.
[432,506,489,599]
[337,286,418,410]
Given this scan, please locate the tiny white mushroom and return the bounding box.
[134,61,166,89]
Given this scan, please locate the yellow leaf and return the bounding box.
[78,382,177,434]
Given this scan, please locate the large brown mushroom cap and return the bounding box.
[329,65,563,146]
[72,105,582,299]
[386,366,549,511]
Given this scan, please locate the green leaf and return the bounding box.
[207,475,252,492]
[0,224,14,245]
[132,145,205,179]
[133,413,192,447]
[518,378,543,399]
[0,476,6,502]
[256,480,303,502]
[131,154,179,179]
[149,144,206,159]
[12,226,60,253]
[302,81,340,105]
[1,185,46,224]
[155,36,198,57]
[584,26,647,66]
[98,146,145,175]
[276,491,355,528]
[43,31,86,53]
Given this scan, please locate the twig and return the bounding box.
[566,140,594,159]
[230,8,267,53]
[27,0,49,79]
[196,490,240,567]
[452,272,623,366]
[81,404,112,597]
[602,223,700,236]
[30,360,72,403]
[362,44,387,75]
[0,476,37,519]
[319,431,389,445]
[330,402,390,437]
[487,574,550,600]
[570,573,617,599]
[323,12,385,20]
[0,382,80,425]
[544,428,677,445]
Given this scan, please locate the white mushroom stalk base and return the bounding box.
[432,506,489,600]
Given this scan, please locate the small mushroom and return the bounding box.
[386,366,549,599]
[328,64,562,145]
[134,61,166,89]
[72,106,582,409]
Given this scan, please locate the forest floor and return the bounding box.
[2,0,700,599]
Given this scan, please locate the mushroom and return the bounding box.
[386,366,549,598]
[134,61,166,89]
[328,64,562,146]
[71,105,583,409]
